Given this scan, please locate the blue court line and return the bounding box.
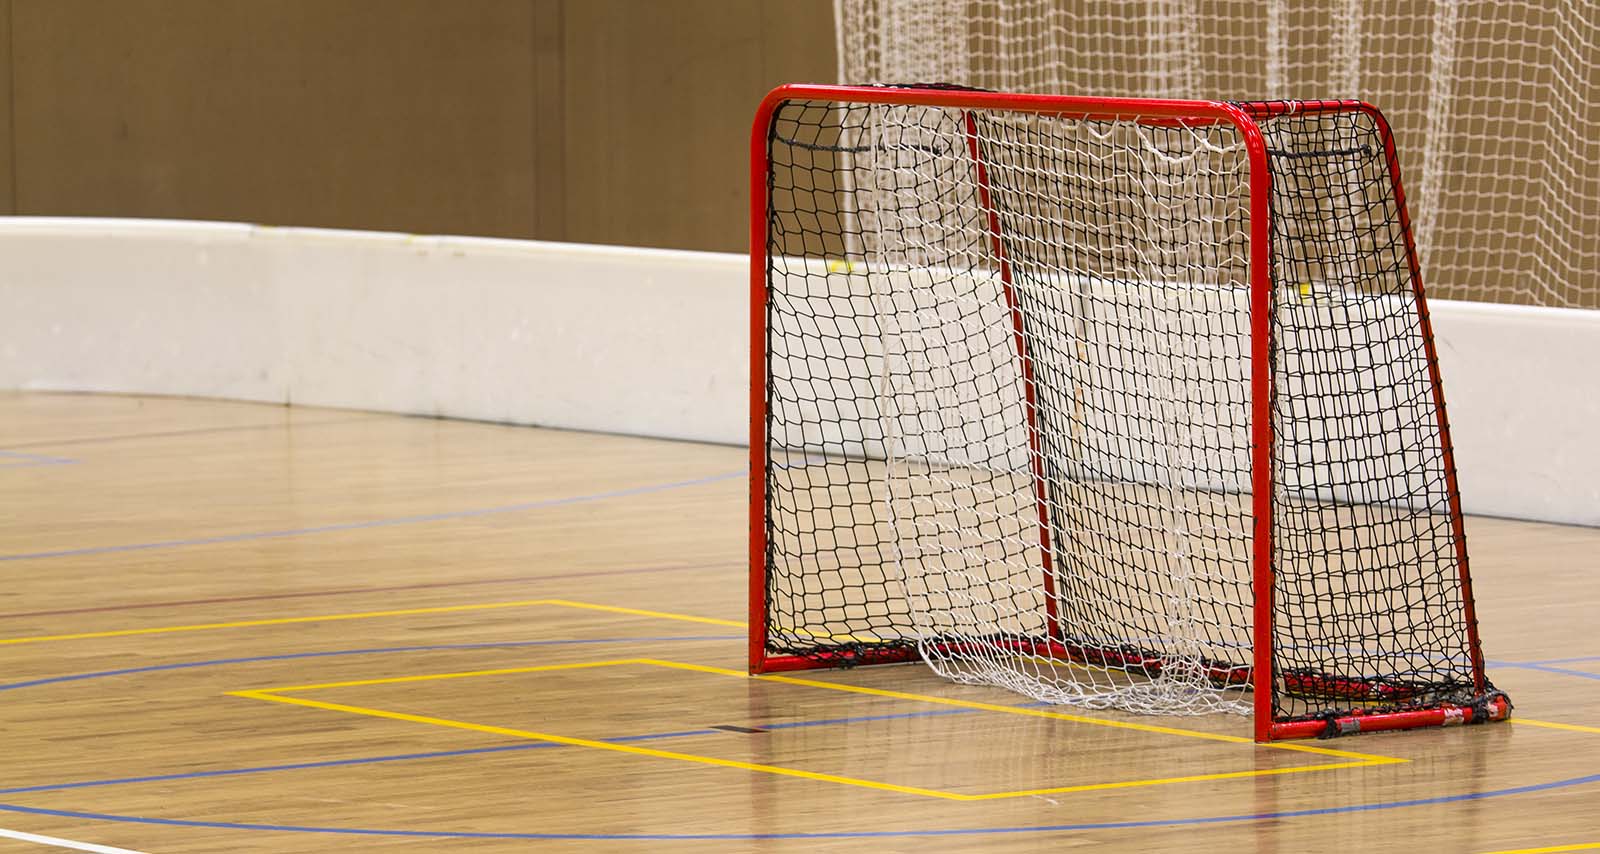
[0,449,76,468]
[1490,661,1600,682]
[761,707,978,730]
[0,773,1596,841]
[0,638,982,798]
[0,469,745,562]
[0,636,742,693]
[1519,655,1600,666]
[0,416,372,451]
[0,708,983,797]
[0,746,556,796]
[2,639,1598,839]
[0,736,706,796]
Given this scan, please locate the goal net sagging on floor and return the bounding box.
[748,85,1510,741]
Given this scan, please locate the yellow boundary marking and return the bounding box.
[537,599,745,628]
[1510,718,1600,735]
[231,689,961,800]
[1483,843,1600,854]
[26,596,1597,792]
[16,600,1593,745]
[230,657,1402,800]
[0,599,744,646]
[759,670,1390,761]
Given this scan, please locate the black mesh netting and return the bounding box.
[760,93,1496,724]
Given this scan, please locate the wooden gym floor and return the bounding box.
[2,391,1597,854]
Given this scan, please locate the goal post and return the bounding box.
[748,84,1510,742]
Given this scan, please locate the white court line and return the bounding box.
[0,826,150,853]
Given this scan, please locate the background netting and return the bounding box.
[761,96,1488,721]
[833,0,1599,309]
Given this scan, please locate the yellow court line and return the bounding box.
[229,689,969,800]
[233,657,1398,800]
[958,760,1382,800]
[755,670,1401,762]
[246,659,640,693]
[0,600,559,645]
[1511,718,1600,735]
[1483,843,1600,854]
[0,599,741,645]
[251,655,1401,763]
[537,599,746,628]
[242,657,1600,758]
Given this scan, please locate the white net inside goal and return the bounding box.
[859,108,1254,714]
[833,0,1600,309]
[761,94,1490,724]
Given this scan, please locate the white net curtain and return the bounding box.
[833,0,1600,309]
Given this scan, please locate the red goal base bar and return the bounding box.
[758,649,921,672]
[753,645,1512,742]
[1268,695,1512,740]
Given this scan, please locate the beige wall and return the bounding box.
[1,0,835,252]
[0,0,14,214]
[560,1,834,249]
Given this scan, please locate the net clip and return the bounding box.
[1313,712,1362,739]
[1467,690,1513,724]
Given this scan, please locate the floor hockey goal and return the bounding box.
[748,84,1511,741]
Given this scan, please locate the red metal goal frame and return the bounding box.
[746,84,1506,742]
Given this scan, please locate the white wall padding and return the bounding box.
[1427,299,1600,527]
[0,218,748,444]
[0,217,1594,526]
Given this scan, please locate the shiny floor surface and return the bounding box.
[2,392,1596,853]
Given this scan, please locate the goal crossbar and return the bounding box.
[748,84,1508,742]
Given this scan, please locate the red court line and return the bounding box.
[0,561,742,620]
